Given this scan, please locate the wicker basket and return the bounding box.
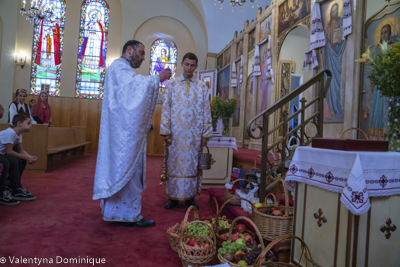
[217,216,265,267]
[178,220,217,267]
[253,234,315,267]
[167,205,200,252]
[253,179,293,241]
[215,197,256,247]
[224,179,258,206]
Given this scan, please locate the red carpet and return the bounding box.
[0,154,215,267]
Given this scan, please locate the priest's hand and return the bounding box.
[159,68,172,82]
[202,138,208,147]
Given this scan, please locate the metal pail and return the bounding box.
[198,146,212,170]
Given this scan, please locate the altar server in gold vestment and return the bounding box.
[160,53,213,210]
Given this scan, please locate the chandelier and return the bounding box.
[215,0,258,10]
[20,0,60,24]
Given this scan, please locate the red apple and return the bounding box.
[193,241,201,248]
[187,240,196,246]
[221,234,229,240]
[236,224,246,233]
[231,233,241,242]
[202,244,211,248]
[244,235,253,242]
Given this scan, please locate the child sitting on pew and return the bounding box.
[0,114,37,206]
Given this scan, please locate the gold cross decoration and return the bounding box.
[211,158,216,165]
[313,208,327,227]
[380,218,397,239]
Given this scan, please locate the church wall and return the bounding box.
[0,0,18,123]
[120,0,208,75]
[0,17,3,73]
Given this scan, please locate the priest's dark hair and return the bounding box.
[122,40,144,53]
[182,52,198,64]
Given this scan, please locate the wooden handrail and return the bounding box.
[246,69,332,202]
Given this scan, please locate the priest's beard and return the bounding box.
[129,52,142,69]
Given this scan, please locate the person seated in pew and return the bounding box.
[8,89,37,125]
[0,114,37,205]
[28,99,36,114]
[31,91,52,125]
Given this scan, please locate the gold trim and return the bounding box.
[161,118,170,122]
[165,195,197,201]
[160,132,170,135]
[167,175,198,179]
[365,1,400,37]
[204,122,212,125]
[203,135,213,138]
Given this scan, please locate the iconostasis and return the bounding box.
[215,0,393,149]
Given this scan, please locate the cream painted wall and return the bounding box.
[0,1,18,123]
[12,0,122,98]
[120,0,208,72]
[279,33,309,82]
[366,0,386,20]
[133,16,196,78]
[0,17,3,72]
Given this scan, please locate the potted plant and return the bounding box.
[211,95,237,136]
[356,41,400,151]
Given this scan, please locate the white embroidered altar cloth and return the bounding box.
[285,146,400,215]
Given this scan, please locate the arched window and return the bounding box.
[75,0,109,99]
[30,0,66,96]
[149,39,177,103]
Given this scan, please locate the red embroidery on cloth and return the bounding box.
[308,168,315,178]
[325,171,334,183]
[351,191,364,204]
[289,164,298,174]
[379,175,388,188]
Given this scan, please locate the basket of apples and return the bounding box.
[217,216,275,266]
[253,180,293,242]
[215,197,256,247]
[178,220,217,267]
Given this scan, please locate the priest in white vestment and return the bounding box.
[160,53,213,210]
[93,40,171,228]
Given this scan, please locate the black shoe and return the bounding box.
[185,198,199,210]
[165,199,179,209]
[121,218,156,228]
[0,191,20,206]
[12,188,36,201]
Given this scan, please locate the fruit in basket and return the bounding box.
[244,234,252,241]
[245,238,257,249]
[187,222,210,236]
[234,251,246,261]
[223,252,234,262]
[187,240,196,246]
[254,203,263,208]
[170,223,181,234]
[236,224,246,233]
[271,207,277,211]
[237,260,248,266]
[272,210,283,216]
[235,238,245,245]
[231,233,241,241]
[221,234,229,240]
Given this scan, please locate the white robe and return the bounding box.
[93,57,159,222]
[160,77,213,200]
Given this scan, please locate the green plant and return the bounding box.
[356,41,400,151]
[211,95,237,119]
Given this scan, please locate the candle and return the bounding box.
[23,0,26,9]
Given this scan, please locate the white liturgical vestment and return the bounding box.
[160,75,213,200]
[93,57,159,222]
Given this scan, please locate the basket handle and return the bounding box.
[264,179,289,214]
[229,178,251,186]
[227,216,265,250]
[253,234,315,267]
[182,205,200,229]
[340,127,369,140]
[265,192,278,206]
[208,196,219,219]
[215,196,256,229]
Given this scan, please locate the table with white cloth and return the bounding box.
[284,146,400,267]
[201,137,237,189]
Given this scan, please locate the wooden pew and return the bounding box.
[47,126,91,164]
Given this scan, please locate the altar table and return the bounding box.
[284,146,400,267]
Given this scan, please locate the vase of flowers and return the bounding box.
[356,41,400,151]
[210,95,237,136]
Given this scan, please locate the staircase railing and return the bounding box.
[246,69,332,203]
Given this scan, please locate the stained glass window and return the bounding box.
[75,0,109,99]
[149,39,177,100]
[30,0,66,96]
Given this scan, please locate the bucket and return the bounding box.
[198,146,212,170]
